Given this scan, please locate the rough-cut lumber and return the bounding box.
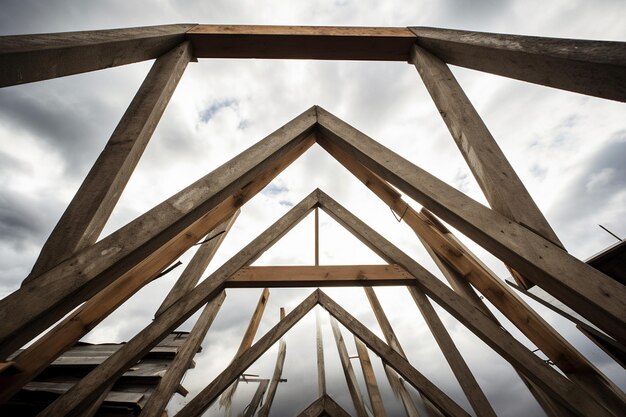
[35,191,319,417]
[296,395,354,417]
[139,292,226,417]
[407,287,497,417]
[186,25,416,61]
[409,27,626,102]
[323,395,355,417]
[329,316,369,417]
[0,198,236,403]
[319,291,470,417]
[411,43,562,287]
[354,338,387,417]
[155,211,240,317]
[0,24,196,87]
[174,292,319,417]
[316,106,626,346]
[0,107,316,359]
[362,287,437,417]
[25,41,194,284]
[227,264,414,287]
[316,307,326,396]
[256,340,287,417]
[315,189,615,417]
[243,379,269,417]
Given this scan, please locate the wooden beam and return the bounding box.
[354,337,387,417]
[257,340,287,417]
[296,396,325,417]
[363,287,438,417]
[315,189,616,417]
[320,135,624,411]
[407,287,497,417]
[323,394,356,417]
[0,202,228,404]
[329,316,369,417]
[410,43,561,289]
[320,291,471,417]
[155,210,240,317]
[25,41,194,284]
[0,106,316,359]
[316,105,626,346]
[174,291,319,417]
[35,191,319,417]
[0,24,195,87]
[242,379,269,417]
[315,207,320,266]
[316,307,327,396]
[186,25,416,61]
[227,264,415,287]
[138,292,226,417]
[408,27,626,102]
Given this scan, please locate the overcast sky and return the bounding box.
[1,1,625,416]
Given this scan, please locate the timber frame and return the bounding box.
[0,24,625,417]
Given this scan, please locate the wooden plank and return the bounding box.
[315,189,615,417]
[316,105,626,346]
[320,291,470,417]
[137,292,226,417]
[25,41,194,284]
[296,396,325,417]
[0,201,233,403]
[363,287,439,417]
[0,24,195,87]
[218,288,270,410]
[257,340,287,417]
[0,107,316,359]
[35,191,319,417]
[315,207,320,266]
[410,43,562,289]
[243,379,269,417]
[74,383,113,417]
[408,27,626,102]
[329,316,369,417]
[316,307,326,396]
[227,265,415,287]
[155,210,240,317]
[354,338,387,417]
[173,291,319,417]
[321,135,624,411]
[186,25,416,61]
[407,287,497,417]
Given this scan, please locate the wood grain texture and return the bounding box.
[227,264,414,287]
[34,192,319,417]
[354,338,387,417]
[409,27,626,102]
[0,24,196,87]
[187,25,416,61]
[0,107,316,360]
[315,189,615,417]
[316,105,626,346]
[256,340,286,417]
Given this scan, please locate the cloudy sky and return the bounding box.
[1,1,625,416]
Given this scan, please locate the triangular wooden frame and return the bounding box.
[36,189,614,417]
[296,394,354,417]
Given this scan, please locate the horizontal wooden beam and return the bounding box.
[409,27,626,102]
[226,264,414,287]
[0,24,196,87]
[186,25,416,61]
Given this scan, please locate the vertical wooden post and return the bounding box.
[355,337,387,417]
[316,307,327,396]
[329,316,369,417]
[410,43,561,289]
[315,207,320,266]
[26,41,194,283]
[363,287,440,417]
[243,379,269,417]
[407,287,497,417]
[257,340,287,417]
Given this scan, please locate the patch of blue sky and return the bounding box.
[199,98,238,123]
[263,183,289,196]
